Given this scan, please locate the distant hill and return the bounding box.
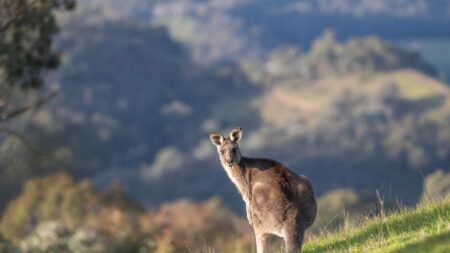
[235,34,450,207]
[72,0,450,63]
[0,10,259,211]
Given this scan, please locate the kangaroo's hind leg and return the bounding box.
[283,223,305,253]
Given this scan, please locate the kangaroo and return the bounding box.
[209,127,317,253]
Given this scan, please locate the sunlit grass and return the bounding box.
[303,198,450,253]
[197,199,449,253]
[335,70,446,100]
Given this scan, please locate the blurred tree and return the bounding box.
[19,222,71,253]
[0,172,146,242]
[0,232,17,253]
[0,173,252,253]
[0,172,88,241]
[141,197,252,253]
[0,0,75,211]
[0,0,75,90]
[0,0,75,125]
[252,30,437,87]
[422,170,450,201]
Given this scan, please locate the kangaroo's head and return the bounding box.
[209,127,243,167]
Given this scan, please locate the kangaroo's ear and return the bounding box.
[209,133,224,146]
[229,127,243,143]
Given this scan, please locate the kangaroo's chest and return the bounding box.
[223,165,252,203]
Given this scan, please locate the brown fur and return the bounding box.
[209,128,317,253]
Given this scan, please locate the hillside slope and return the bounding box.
[257,69,450,124]
[303,198,450,253]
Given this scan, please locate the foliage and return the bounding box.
[19,222,71,253]
[248,75,450,204]
[0,233,17,253]
[422,170,450,201]
[0,0,75,89]
[18,221,145,253]
[243,31,436,86]
[309,86,450,170]
[142,198,252,253]
[0,0,75,210]
[303,198,450,253]
[0,172,93,241]
[0,172,144,242]
[0,173,252,253]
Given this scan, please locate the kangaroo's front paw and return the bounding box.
[247,214,253,226]
[246,205,253,226]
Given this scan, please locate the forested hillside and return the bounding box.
[0,14,259,209]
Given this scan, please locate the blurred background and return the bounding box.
[1,0,450,252]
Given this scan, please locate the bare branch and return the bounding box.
[0,90,58,122]
[0,127,45,155]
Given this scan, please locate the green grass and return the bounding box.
[303,198,450,253]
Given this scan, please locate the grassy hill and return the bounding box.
[257,69,450,125]
[303,198,450,253]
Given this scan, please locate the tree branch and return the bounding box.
[0,127,45,155]
[0,90,58,122]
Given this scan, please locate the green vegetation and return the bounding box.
[0,0,75,89]
[0,0,76,212]
[304,198,450,253]
[244,31,447,124]
[245,31,435,85]
[0,173,252,253]
[422,170,450,202]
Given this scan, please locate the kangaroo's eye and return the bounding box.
[232,148,237,153]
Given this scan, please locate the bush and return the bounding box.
[0,233,17,253]
[0,173,252,253]
[422,169,450,201]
